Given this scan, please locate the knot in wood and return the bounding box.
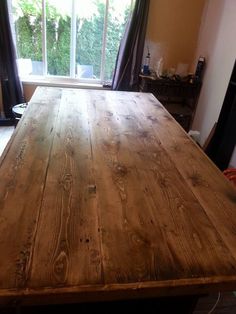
[88,184,96,194]
[114,163,128,177]
[59,174,73,191]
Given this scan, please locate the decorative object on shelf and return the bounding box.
[167,67,176,78]
[155,57,164,77]
[176,63,189,78]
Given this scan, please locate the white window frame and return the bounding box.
[11,0,133,85]
[42,0,48,77]
[42,0,110,84]
[12,0,114,85]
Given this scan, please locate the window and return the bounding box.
[11,0,133,84]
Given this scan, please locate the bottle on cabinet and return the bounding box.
[142,47,151,75]
[194,56,205,82]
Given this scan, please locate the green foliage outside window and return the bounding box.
[13,0,131,81]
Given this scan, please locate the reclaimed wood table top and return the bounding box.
[0,86,236,306]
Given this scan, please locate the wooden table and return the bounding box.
[0,87,236,309]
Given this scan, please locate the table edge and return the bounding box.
[1,276,236,306]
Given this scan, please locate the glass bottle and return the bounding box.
[143,49,150,75]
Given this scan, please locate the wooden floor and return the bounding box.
[0,124,236,313]
[0,126,14,156]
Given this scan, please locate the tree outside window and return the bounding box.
[11,0,133,83]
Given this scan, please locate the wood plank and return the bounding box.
[131,93,236,260]
[111,91,236,276]
[87,91,236,286]
[0,87,61,289]
[29,89,102,288]
[87,91,168,284]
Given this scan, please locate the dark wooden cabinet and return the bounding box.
[139,75,201,131]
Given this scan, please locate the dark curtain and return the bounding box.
[111,0,150,91]
[0,0,25,120]
[205,60,236,170]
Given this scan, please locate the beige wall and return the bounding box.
[192,0,236,145]
[146,0,206,73]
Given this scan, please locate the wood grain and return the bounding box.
[0,87,61,289]
[133,93,236,260]
[29,89,102,287]
[0,87,236,306]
